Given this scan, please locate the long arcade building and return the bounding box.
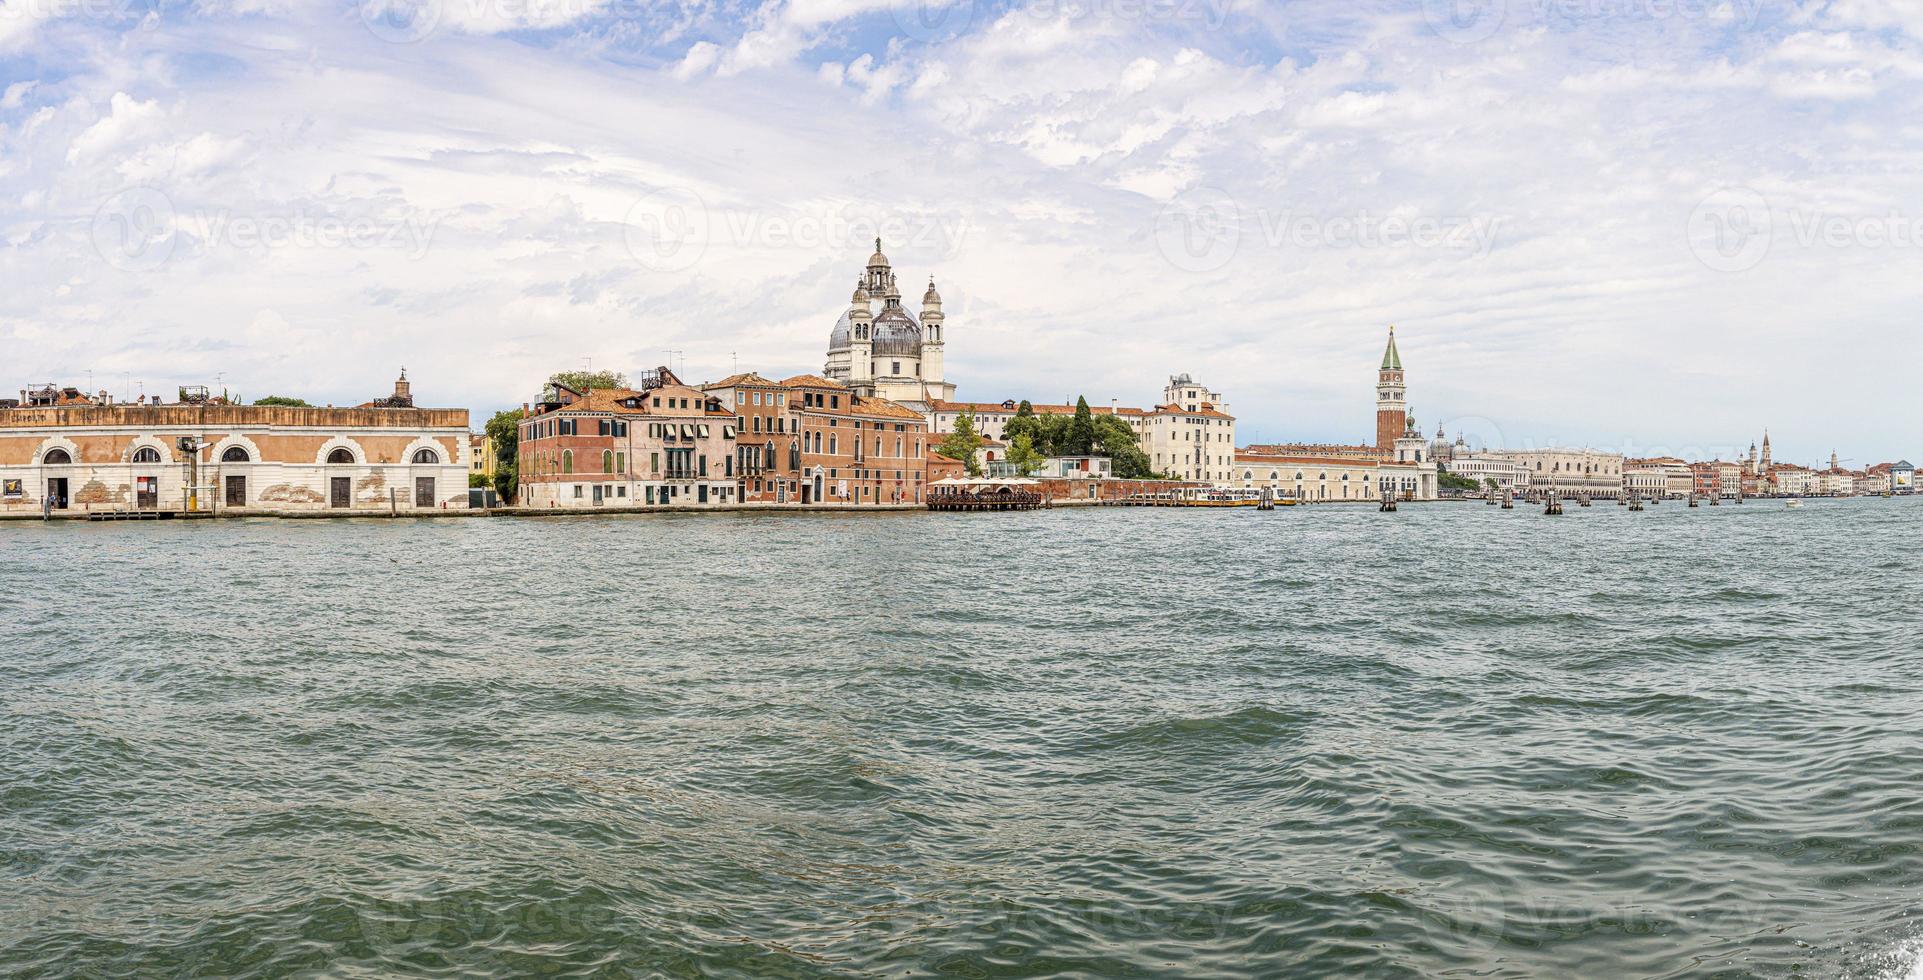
[0,374,470,516]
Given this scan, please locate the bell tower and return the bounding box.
[1375,326,1406,454]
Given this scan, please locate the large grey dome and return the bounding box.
[830,311,853,349]
[871,307,922,356]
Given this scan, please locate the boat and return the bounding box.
[1785,498,1803,509]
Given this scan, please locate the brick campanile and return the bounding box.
[1376,326,1406,453]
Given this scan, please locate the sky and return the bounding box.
[2,0,1920,465]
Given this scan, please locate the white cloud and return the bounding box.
[1,0,1921,463]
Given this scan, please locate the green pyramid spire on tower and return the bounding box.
[1381,326,1403,371]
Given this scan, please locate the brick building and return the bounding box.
[705,372,802,503]
[784,374,930,505]
[517,369,740,508]
[0,373,469,516]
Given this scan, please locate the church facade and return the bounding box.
[824,240,956,410]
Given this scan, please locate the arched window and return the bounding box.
[411,448,440,464]
[602,450,613,474]
[327,447,355,464]
[131,447,161,464]
[562,450,573,474]
[221,446,251,463]
[43,448,72,465]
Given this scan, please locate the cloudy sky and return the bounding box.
[3,0,1920,464]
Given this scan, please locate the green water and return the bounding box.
[2,499,1920,977]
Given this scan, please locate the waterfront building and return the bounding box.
[1871,461,1913,494]
[1044,455,1114,479]
[785,374,930,505]
[705,372,803,503]
[1146,397,1236,484]
[1769,464,1816,497]
[1713,461,1744,497]
[1689,462,1722,498]
[926,450,966,484]
[1235,329,1439,500]
[1624,458,1693,499]
[1478,448,1624,499]
[1861,466,1892,495]
[517,369,739,508]
[824,241,956,409]
[0,374,469,515]
[1817,467,1857,497]
[1446,453,1531,494]
[1234,448,1381,501]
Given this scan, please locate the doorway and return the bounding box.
[592,484,604,505]
[225,475,245,507]
[136,476,158,509]
[330,477,351,508]
[415,477,435,508]
[46,478,69,509]
[697,484,708,504]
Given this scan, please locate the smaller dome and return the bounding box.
[867,237,889,268]
[851,283,869,305]
[923,278,941,305]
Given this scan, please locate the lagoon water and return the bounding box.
[3,498,1921,978]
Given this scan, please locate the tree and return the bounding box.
[1484,478,1500,495]
[485,407,526,502]
[1006,432,1045,476]
[1093,414,1157,479]
[936,410,983,476]
[1003,400,1043,456]
[1062,396,1097,457]
[253,395,310,407]
[1437,467,1481,493]
[548,370,628,392]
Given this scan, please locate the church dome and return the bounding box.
[871,306,923,356]
[829,310,853,349]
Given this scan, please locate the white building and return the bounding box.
[1447,453,1531,494]
[824,240,956,409]
[1483,448,1625,499]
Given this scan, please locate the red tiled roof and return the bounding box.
[927,400,1149,418]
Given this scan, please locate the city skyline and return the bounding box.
[6,2,1921,462]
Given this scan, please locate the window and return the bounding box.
[603,450,614,473]
[562,450,573,474]
[327,447,355,464]
[222,446,251,463]
[411,448,440,464]
[616,452,625,473]
[131,446,162,463]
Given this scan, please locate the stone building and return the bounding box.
[1485,448,1625,499]
[0,374,469,516]
[824,240,956,409]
